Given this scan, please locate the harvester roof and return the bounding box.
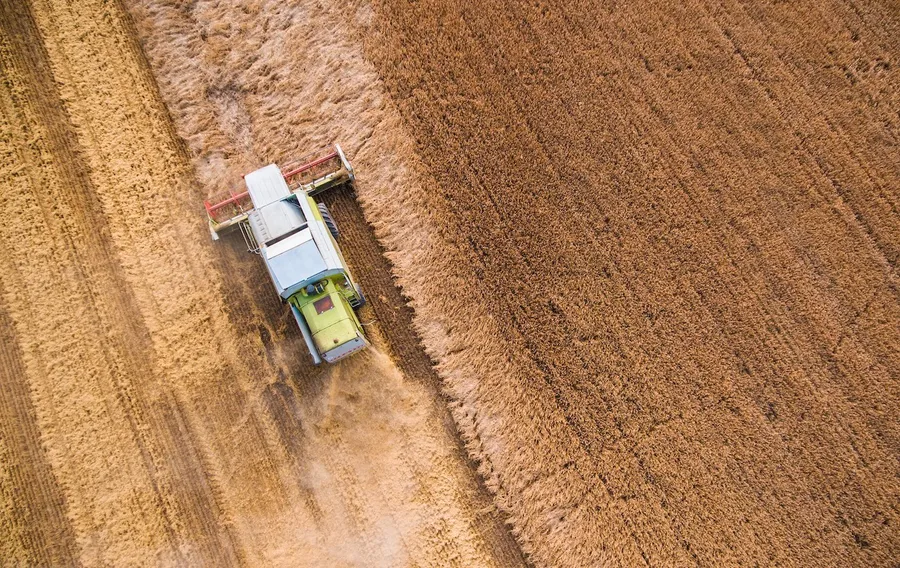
[264,228,327,292]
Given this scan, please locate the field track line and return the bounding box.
[0,273,81,565]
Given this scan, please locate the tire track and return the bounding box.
[0,282,81,566]
[328,182,529,567]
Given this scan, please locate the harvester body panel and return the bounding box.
[287,277,368,364]
[290,303,323,366]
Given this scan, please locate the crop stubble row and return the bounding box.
[0,1,243,563]
[361,0,899,565]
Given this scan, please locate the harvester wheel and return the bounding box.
[317,202,340,240]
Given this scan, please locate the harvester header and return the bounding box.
[281,145,354,194]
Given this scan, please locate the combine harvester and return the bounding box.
[205,145,368,365]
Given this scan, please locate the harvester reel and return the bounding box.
[318,202,340,240]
